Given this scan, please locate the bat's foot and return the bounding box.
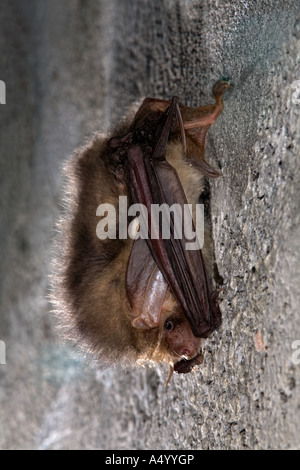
[212,79,233,98]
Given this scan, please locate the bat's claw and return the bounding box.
[211,287,224,301]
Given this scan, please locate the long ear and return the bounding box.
[130,97,171,130]
[126,238,168,330]
[181,80,231,177]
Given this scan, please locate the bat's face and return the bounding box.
[151,292,204,383]
[127,256,202,363]
[161,308,202,362]
[142,290,203,371]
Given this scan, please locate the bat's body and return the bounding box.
[52,81,230,379]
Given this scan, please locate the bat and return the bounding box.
[52,80,230,383]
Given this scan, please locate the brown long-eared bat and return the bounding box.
[52,80,231,383]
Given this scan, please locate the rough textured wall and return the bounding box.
[0,0,300,450]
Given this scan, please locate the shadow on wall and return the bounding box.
[220,11,300,157]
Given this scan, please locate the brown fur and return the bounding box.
[51,82,229,371]
[52,133,208,368]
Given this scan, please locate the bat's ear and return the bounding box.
[181,79,231,131]
[131,314,158,330]
[131,97,171,129]
[126,238,169,331]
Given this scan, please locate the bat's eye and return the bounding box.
[164,320,174,331]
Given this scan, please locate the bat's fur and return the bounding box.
[52,83,229,371]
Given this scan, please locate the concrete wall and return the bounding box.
[0,0,299,449]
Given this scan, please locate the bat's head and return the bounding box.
[127,263,203,374]
[135,290,204,385]
[158,295,202,363]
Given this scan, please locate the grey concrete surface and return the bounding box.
[0,0,300,450]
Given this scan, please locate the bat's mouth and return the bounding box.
[171,338,204,363]
[173,350,204,374]
[165,351,204,386]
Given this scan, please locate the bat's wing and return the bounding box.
[125,89,226,337]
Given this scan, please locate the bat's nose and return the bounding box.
[178,348,193,359]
